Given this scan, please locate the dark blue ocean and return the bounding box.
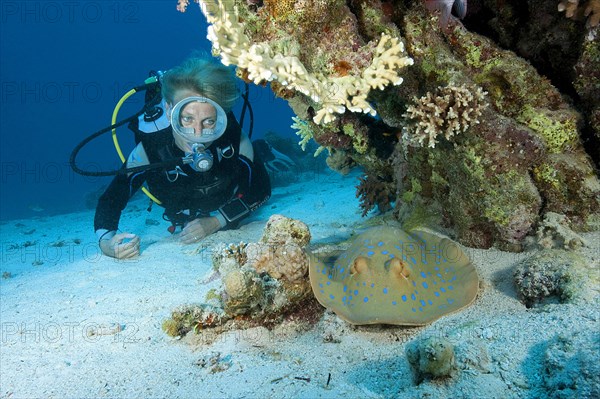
[0,1,295,221]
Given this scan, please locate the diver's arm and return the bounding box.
[93,143,148,233]
[94,143,148,258]
[179,134,268,242]
[215,139,271,228]
[239,132,254,161]
[235,151,271,211]
[94,172,131,234]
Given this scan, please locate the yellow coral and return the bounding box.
[518,106,580,153]
[263,0,296,21]
[195,0,413,125]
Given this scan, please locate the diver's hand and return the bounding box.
[99,233,140,259]
[180,217,221,244]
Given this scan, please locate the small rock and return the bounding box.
[406,336,456,383]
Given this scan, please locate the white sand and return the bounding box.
[1,169,598,398]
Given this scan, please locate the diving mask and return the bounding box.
[169,96,227,144]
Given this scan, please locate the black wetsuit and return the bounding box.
[94,112,271,233]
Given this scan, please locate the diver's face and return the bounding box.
[179,101,217,137]
[173,91,217,137]
[169,90,218,152]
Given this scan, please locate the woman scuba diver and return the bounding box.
[93,56,273,259]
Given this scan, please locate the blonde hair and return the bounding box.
[161,55,239,112]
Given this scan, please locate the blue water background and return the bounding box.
[0,1,296,221]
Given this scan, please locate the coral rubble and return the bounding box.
[406,336,457,383]
[163,215,318,338]
[534,212,588,250]
[513,249,596,307]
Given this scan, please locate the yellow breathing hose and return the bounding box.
[111,87,162,204]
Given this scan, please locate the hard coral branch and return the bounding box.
[402,84,487,148]
[194,0,413,125]
[558,0,600,27]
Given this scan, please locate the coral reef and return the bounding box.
[193,0,413,125]
[392,3,600,249]
[163,215,317,337]
[405,336,457,383]
[465,0,600,165]
[573,30,600,162]
[513,249,596,307]
[181,0,600,250]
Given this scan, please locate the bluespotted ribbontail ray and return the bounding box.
[309,226,479,325]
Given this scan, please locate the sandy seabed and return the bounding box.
[1,169,598,399]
